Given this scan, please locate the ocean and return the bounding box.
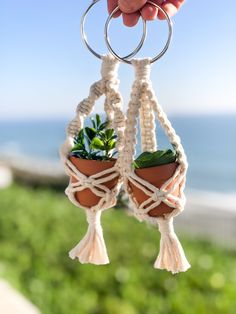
[0,115,236,194]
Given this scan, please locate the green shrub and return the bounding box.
[0,184,236,314]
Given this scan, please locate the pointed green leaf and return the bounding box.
[71,143,84,152]
[98,131,106,141]
[85,127,97,142]
[78,129,84,139]
[105,129,115,140]
[90,117,96,129]
[96,114,101,128]
[107,139,116,150]
[99,121,109,131]
[90,137,105,150]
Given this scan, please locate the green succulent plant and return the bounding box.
[133,148,177,169]
[70,114,117,161]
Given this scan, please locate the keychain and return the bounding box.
[60,0,146,265]
[61,0,190,273]
[106,1,190,273]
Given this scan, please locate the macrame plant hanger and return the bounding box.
[106,1,191,273]
[60,55,124,265]
[60,0,146,265]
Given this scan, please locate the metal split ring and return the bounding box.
[81,0,173,64]
[80,0,147,60]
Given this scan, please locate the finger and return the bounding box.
[118,0,147,14]
[107,0,121,18]
[158,0,185,19]
[122,12,140,27]
[166,0,185,10]
[140,3,158,20]
[140,0,163,21]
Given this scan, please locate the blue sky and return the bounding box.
[0,0,236,120]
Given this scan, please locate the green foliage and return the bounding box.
[133,149,177,169]
[70,114,117,161]
[0,184,236,314]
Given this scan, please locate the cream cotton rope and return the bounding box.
[60,54,125,265]
[122,58,191,274]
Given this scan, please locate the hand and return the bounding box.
[107,0,185,27]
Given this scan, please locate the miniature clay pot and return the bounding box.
[69,156,119,208]
[129,162,180,217]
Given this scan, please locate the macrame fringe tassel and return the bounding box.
[69,210,109,265]
[154,218,191,274]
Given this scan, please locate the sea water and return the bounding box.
[0,115,236,194]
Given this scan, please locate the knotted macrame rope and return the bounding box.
[60,54,125,265]
[69,210,109,265]
[122,58,190,273]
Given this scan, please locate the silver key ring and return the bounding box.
[104,1,173,64]
[81,0,147,60]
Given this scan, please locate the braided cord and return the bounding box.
[61,54,125,212]
[122,58,188,223]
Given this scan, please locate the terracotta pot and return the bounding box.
[69,156,119,207]
[128,162,180,217]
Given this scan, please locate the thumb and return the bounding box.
[118,0,147,13]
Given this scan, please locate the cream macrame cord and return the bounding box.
[60,54,125,265]
[122,59,191,273]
